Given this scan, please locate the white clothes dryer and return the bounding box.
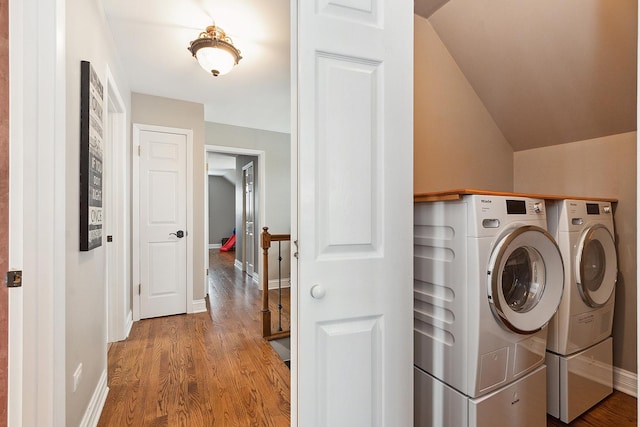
[414,194,564,427]
[545,199,617,423]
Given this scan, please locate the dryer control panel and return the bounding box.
[467,195,548,237]
[556,200,614,233]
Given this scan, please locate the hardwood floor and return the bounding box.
[98,250,636,426]
[546,391,637,426]
[98,250,291,426]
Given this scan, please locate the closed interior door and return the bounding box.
[243,162,255,277]
[295,0,414,424]
[139,129,188,318]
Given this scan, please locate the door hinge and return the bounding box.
[206,162,209,171]
[138,146,141,156]
[6,270,22,288]
[206,268,209,276]
[138,284,141,295]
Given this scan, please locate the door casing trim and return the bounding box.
[133,124,194,321]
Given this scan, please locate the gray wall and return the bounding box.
[208,176,235,246]
[514,132,637,374]
[131,93,206,302]
[414,15,514,193]
[65,0,131,424]
[205,121,291,282]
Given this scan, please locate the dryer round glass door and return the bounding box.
[575,224,617,307]
[487,225,564,334]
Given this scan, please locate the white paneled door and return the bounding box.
[294,0,414,425]
[139,129,188,319]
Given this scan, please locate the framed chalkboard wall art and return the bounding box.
[79,60,104,251]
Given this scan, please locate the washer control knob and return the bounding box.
[533,202,543,214]
[310,284,326,299]
[603,206,611,214]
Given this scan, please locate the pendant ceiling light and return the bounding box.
[188,25,242,77]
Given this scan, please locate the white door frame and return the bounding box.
[104,66,131,342]
[204,145,266,290]
[241,166,247,271]
[289,3,299,423]
[242,161,255,277]
[9,0,67,423]
[133,124,194,321]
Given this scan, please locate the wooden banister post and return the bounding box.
[261,227,271,338]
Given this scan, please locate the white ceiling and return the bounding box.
[207,152,236,183]
[103,0,636,150]
[101,0,291,134]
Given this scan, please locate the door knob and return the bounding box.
[310,284,326,299]
[170,230,185,238]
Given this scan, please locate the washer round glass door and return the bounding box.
[575,224,617,307]
[487,225,564,334]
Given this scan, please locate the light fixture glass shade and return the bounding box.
[195,46,236,76]
[188,25,242,77]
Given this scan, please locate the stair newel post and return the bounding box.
[261,227,272,338]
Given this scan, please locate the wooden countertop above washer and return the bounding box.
[414,189,617,203]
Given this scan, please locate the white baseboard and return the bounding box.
[80,369,109,427]
[614,367,637,397]
[124,310,133,339]
[209,243,222,249]
[267,278,291,290]
[192,299,207,314]
[234,259,243,271]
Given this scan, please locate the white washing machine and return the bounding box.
[545,199,617,423]
[414,194,564,427]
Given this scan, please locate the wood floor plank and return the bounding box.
[98,250,291,426]
[546,390,637,426]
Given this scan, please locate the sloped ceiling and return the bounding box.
[416,0,637,151]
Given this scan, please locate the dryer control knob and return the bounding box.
[533,202,543,213]
[603,206,611,214]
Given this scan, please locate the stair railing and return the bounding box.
[261,227,291,340]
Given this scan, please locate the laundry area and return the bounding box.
[413,191,623,425]
[412,0,636,425]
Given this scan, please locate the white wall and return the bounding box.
[65,0,131,424]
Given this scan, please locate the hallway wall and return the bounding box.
[65,0,131,424]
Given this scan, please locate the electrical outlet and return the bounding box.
[73,363,83,392]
